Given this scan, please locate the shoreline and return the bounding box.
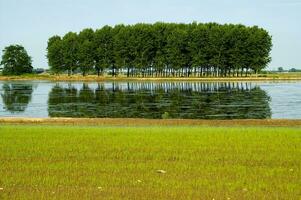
[1,74,301,82]
[1,117,301,126]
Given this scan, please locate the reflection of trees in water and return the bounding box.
[1,83,33,113]
[48,82,271,119]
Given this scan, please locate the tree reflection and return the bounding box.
[48,82,271,119]
[1,83,33,113]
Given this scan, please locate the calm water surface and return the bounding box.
[0,81,300,119]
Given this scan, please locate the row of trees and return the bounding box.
[47,22,272,77]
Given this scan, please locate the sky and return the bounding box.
[0,0,300,70]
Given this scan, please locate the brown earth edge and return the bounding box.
[0,117,301,127]
[1,75,301,82]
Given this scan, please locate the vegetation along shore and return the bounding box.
[1,117,301,126]
[1,23,273,78]
[1,72,301,81]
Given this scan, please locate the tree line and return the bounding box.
[47,22,272,77]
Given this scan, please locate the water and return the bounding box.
[0,81,300,119]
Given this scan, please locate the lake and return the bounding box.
[0,81,300,119]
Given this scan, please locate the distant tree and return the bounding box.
[47,36,64,74]
[278,67,284,72]
[248,26,272,74]
[166,24,191,76]
[288,68,298,72]
[62,32,79,76]
[132,24,154,77]
[78,28,95,76]
[152,22,169,77]
[114,24,135,77]
[189,23,209,76]
[94,26,114,76]
[0,44,33,75]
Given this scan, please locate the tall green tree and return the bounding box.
[94,26,114,76]
[1,44,33,75]
[190,23,209,76]
[166,24,191,76]
[130,24,156,77]
[248,26,272,74]
[78,28,95,76]
[152,22,169,77]
[62,32,79,75]
[114,24,136,76]
[47,36,64,74]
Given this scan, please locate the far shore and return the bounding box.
[1,117,301,127]
[0,72,301,82]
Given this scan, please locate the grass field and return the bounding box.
[0,125,300,199]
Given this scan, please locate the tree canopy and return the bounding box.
[1,45,33,75]
[47,22,272,77]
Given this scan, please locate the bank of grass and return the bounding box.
[0,72,301,81]
[0,125,300,199]
[1,117,301,127]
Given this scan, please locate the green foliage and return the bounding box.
[288,68,301,72]
[94,26,114,76]
[161,112,170,119]
[0,44,33,75]
[78,28,95,76]
[46,23,273,77]
[47,36,64,74]
[62,32,79,75]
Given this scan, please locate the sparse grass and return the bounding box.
[0,125,300,199]
[256,72,301,78]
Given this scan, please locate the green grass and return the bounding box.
[0,125,300,199]
[256,72,301,78]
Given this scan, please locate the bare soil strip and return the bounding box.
[0,117,301,127]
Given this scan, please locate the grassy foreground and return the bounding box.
[0,125,300,199]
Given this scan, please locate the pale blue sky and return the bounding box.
[0,0,300,70]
